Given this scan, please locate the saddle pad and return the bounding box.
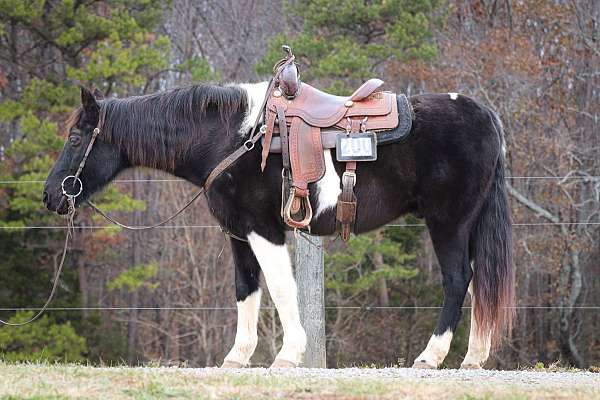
[264,94,413,152]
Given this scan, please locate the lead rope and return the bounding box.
[86,188,205,231]
[0,198,76,326]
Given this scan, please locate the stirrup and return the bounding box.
[283,188,312,229]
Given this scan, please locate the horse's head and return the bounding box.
[43,87,128,214]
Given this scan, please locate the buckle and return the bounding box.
[342,171,356,187]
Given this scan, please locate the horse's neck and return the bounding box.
[105,96,245,186]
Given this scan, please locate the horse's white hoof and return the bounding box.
[412,360,438,369]
[270,359,297,368]
[221,360,244,368]
[460,363,482,370]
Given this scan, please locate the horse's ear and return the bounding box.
[92,87,104,101]
[80,86,99,114]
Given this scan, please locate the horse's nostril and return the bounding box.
[42,191,49,205]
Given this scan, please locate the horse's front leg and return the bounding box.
[222,238,262,368]
[247,231,307,368]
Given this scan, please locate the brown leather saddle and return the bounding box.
[260,47,412,241]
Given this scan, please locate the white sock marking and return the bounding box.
[224,289,262,366]
[462,283,491,368]
[237,81,269,136]
[314,149,341,218]
[449,92,458,100]
[247,232,306,365]
[415,329,453,367]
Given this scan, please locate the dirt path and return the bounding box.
[0,363,598,399]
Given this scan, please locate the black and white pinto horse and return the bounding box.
[44,83,514,369]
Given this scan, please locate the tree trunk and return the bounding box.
[558,248,585,368]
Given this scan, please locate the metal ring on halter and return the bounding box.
[61,175,83,198]
[244,140,255,151]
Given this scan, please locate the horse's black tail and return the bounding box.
[470,112,515,350]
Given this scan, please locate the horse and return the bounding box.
[43,83,514,369]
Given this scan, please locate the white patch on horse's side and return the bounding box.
[314,149,341,218]
[461,282,491,369]
[415,329,453,367]
[247,232,307,366]
[223,288,262,366]
[449,92,458,100]
[237,81,269,136]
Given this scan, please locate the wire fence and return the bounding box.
[0,176,599,185]
[1,306,599,312]
[1,222,600,230]
[1,175,598,230]
[0,175,598,315]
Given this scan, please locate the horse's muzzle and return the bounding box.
[43,189,70,215]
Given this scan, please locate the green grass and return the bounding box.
[0,363,597,400]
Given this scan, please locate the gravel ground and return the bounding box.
[1,363,598,399]
[186,366,600,388]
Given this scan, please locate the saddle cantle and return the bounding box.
[261,46,412,240]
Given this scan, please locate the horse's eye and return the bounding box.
[69,135,82,147]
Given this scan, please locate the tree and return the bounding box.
[0,312,86,362]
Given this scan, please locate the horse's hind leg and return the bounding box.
[460,282,491,369]
[413,223,472,369]
[222,239,262,368]
[247,231,307,368]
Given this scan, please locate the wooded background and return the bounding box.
[0,0,598,369]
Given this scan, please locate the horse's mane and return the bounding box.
[67,84,248,171]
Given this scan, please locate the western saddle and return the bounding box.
[260,46,412,241]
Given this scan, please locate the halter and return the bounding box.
[61,126,101,209]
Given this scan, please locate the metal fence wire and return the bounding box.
[0,176,597,313]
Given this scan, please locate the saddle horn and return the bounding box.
[278,45,300,99]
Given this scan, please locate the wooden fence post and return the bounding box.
[295,234,327,368]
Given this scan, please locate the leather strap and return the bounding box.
[336,119,361,241]
[260,109,277,171]
[205,133,262,189]
[276,105,290,171]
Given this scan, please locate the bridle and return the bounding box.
[0,55,297,326]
